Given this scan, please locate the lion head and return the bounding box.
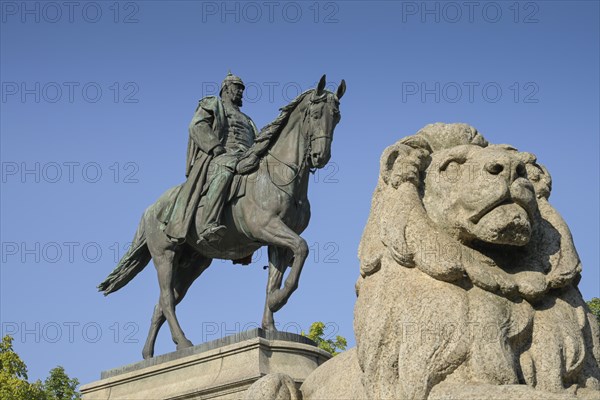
[357,122,580,300]
[422,144,537,246]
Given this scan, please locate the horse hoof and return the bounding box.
[176,339,193,350]
[142,349,153,360]
[262,323,278,333]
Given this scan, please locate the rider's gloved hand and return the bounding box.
[236,153,259,174]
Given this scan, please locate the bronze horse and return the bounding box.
[99,76,345,359]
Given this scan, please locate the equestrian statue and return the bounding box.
[98,73,345,359]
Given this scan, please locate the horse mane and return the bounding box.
[256,89,315,143]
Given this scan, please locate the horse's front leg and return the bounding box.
[254,218,308,312]
[262,246,292,331]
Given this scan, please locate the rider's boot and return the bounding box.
[196,163,233,245]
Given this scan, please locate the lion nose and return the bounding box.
[484,160,526,182]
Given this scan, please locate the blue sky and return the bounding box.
[1,0,598,386]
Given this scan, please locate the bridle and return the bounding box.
[266,93,334,188]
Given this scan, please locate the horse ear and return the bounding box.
[336,79,346,100]
[316,74,326,95]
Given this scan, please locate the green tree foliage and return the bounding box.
[0,335,80,400]
[302,322,347,356]
[587,298,600,323]
[44,367,81,400]
[0,335,46,400]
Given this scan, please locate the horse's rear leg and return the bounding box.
[143,303,166,359]
[262,246,292,332]
[153,249,193,351]
[253,218,308,313]
[142,255,212,359]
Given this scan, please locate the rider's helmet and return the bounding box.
[220,71,245,96]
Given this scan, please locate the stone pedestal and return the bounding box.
[81,329,331,400]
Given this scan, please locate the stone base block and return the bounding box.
[81,329,331,400]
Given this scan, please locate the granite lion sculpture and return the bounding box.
[348,123,600,399]
[247,123,600,400]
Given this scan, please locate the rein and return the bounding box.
[265,96,327,188]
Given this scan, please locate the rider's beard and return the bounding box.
[224,94,243,108]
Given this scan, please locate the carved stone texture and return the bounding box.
[243,373,302,400]
[300,348,367,400]
[300,123,600,400]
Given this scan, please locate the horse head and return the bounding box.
[304,75,345,169]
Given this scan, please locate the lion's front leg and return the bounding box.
[355,256,472,400]
[465,287,533,385]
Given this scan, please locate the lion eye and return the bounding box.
[439,159,461,172]
[516,163,527,177]
[486,162,504,175]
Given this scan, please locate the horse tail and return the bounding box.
[98,209,152,296]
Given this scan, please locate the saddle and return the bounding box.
[157,171,250,240]
[200,172,249,203]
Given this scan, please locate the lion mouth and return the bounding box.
[471,203,532,246]
[469,198,513,225]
